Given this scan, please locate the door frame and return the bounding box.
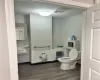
[6,0,92,80]
[33,0,92,8]
[81,11,87,80]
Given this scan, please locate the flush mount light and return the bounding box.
[33,9,55,16]
[39,11,53,16]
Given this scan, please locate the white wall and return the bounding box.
[29,14,52,50]
[15,14,25,23]
[16,13,83,63]
[15,14,30,63]
[62,14,83,48]
[52,18,63,48]
[0,1,12,80]
[53,13,83,49]
[0,0,18,80]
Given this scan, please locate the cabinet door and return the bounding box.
[30,14,52,50]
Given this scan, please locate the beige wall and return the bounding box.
[72,0,94,4]
[0,0,11,80]
[0,0,18,80]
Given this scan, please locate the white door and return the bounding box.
[82,3,100,80]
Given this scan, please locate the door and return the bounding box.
[82,3,100,80]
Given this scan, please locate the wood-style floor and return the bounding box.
[18,62,80,80]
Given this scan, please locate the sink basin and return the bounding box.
[17,47,27,54]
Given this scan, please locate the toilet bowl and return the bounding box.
[58,49,81,70]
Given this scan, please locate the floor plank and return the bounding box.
[18,62,80,80]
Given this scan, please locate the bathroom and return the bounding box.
[15,0,84,80]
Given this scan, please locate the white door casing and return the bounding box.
[82,3,100,80]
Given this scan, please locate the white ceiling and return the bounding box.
[14,0,84,17]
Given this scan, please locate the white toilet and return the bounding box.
[58,48,81,70]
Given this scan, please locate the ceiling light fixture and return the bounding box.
[39,11,53,16]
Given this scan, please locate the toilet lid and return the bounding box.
[69,49,78,60]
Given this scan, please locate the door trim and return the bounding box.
[81,11,87,80]
[17,0,92,8]
[44,0,92,8]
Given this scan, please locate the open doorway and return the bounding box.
[14,0,85,80]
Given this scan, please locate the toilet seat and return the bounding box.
[69,49,78,60]
[58,49,78,62]
[58,57,70,63]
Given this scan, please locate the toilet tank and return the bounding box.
[63,49,69,57]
